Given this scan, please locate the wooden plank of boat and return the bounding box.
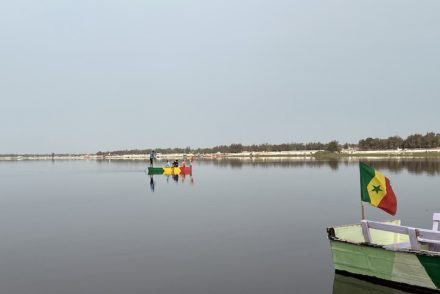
[180,166,192,175]
[327,215,440,292]
[147,167,164,175]
[163,167,181,175]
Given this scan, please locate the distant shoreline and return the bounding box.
[2,148,440,161]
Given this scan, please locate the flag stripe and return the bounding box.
[377,177,397,215]
[359,162,375,203]
[367,171,387,207]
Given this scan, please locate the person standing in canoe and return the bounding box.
[150,150,156,166]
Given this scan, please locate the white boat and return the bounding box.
[327,213,440,292]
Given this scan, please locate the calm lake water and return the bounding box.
[0,158,439,294]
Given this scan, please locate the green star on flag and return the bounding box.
[372,185,382,194]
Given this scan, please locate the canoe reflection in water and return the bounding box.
[147,173,194,192]
[333,273,411,294]
[169,173,194,184]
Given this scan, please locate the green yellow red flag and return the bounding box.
[359,162,397,215]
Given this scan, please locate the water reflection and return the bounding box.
[147,173,195,192]
[172,174,178,183]
[333,274,412,294]
[198,158,440,175]
[149,176,155,192]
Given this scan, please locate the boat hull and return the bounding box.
[147,167,164,175]
[163,167,181,175]
[179,166,192,175]
[148,166,192,176]
[330,240,440,291]
[328,222,440,292]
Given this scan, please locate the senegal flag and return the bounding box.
[359,162,397,215]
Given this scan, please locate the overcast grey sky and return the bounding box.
[1,0,439,153]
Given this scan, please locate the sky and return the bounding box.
[1,0,439,153]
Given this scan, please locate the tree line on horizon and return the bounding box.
[358,132,440,150]
[2,133,438,157]
[95,132,440,156]
[95,141,341,156]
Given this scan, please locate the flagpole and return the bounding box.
[361,202,365,220]
[360,161,364,220]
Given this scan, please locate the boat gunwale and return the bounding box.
[327,226,440,257]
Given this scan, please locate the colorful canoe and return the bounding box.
[147,166,192,176]
[327,214,440,292]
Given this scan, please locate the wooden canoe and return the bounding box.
[148,166,192,176]
[327,214,440,292]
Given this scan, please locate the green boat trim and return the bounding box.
[327,217,440,292]
[147,167,164,175]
